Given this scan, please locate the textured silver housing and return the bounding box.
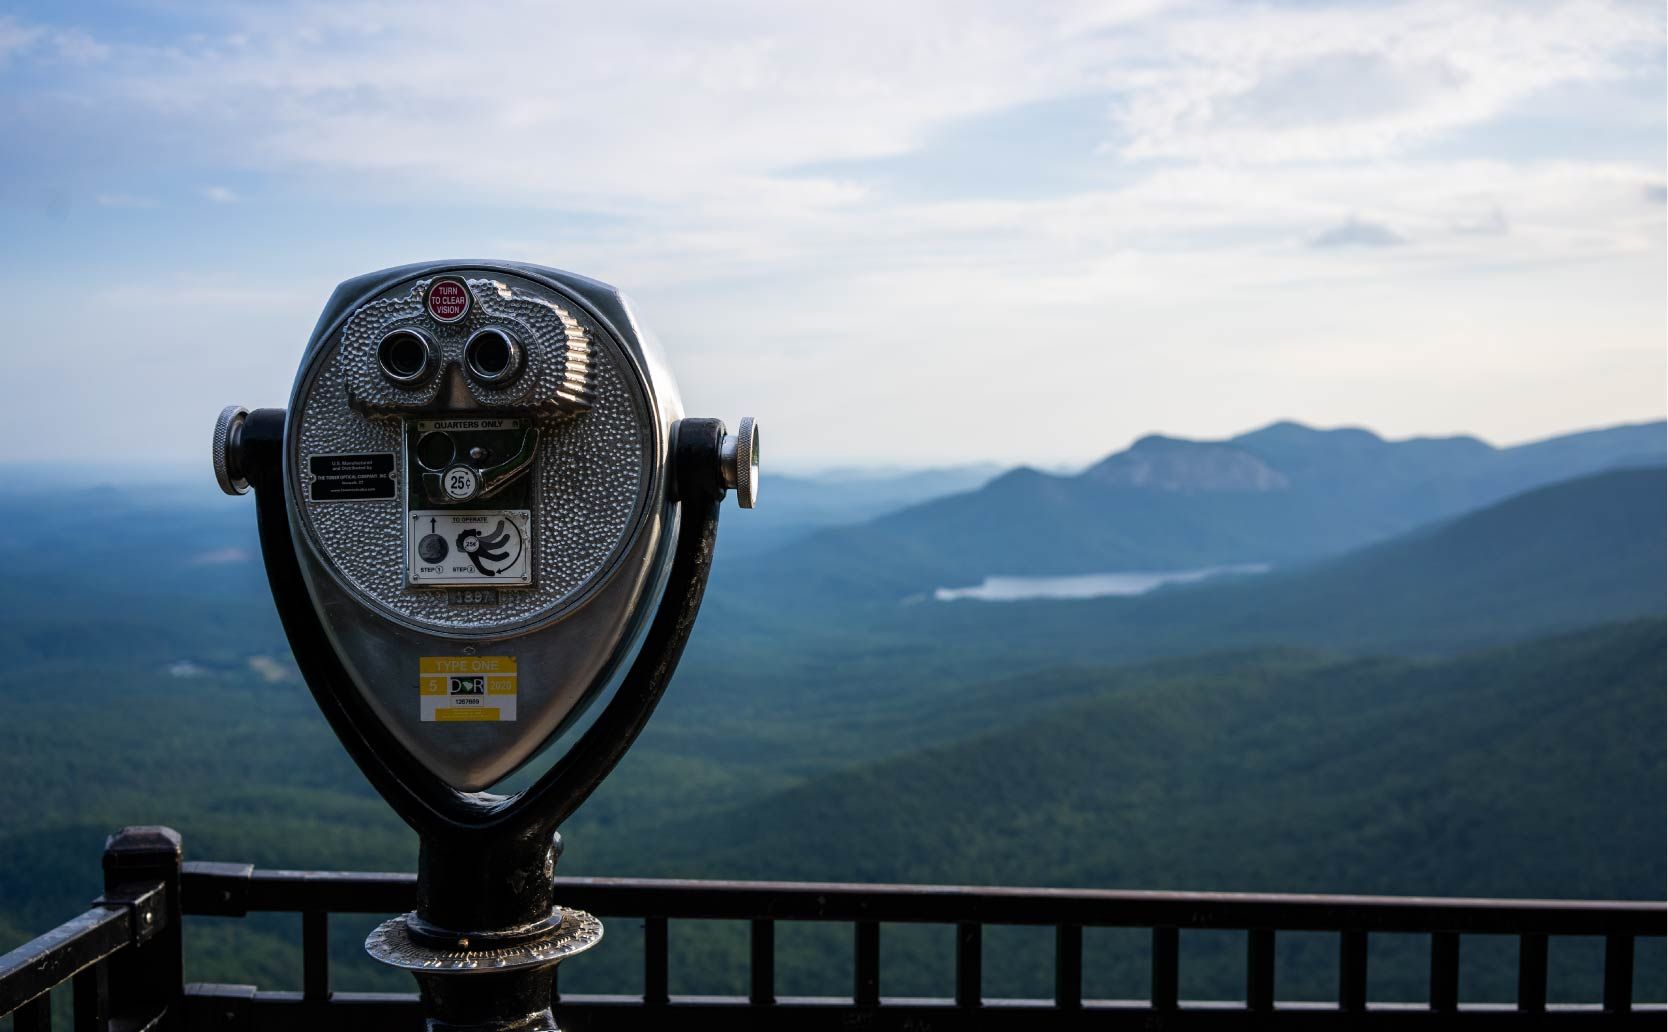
[282,264,683,791]
[292,275,650,633]
[346,277,593,418]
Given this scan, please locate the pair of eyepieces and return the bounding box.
[377,327,524,389]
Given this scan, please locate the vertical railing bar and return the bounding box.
[1151,926,1179,1011]
[1054,924,1082,1009]
[99,828,182,1032]
[954,922,982,1008]
[302,910,330,1003]
[854,920,880,1006]
[14,994,52,1032]
[643,916,669,1005]
[1429,932,1460,1013]
[1516,932,1547,1013]
[749,918,775,1006]
[1247,928,1275,1012]
[73,959,110,1032]
[1339,929,1367,1013]
[1603,933,1633,1013]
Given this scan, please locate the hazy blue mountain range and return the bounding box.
[0,420,1661,1002]
[663,467,1667,782]
[724,420,1666,599]
[717,463,1000,555]
[900,467,1668,661]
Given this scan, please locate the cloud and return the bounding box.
[0,16,43,65]
[0,16,108,66]
[1310,217,1405,249]
[1109,2,1660,163]
[0,2,1660,467]
[7,1,1656,209]
[1450,206,1509,237]
[48,28,108,64]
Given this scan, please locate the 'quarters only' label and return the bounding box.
[421,656,517,722]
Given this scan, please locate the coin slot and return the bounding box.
[378,329,436,386]
[465,327,523,387]
[415,431,456,471]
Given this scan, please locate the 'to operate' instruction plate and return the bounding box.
[409,510,532,587]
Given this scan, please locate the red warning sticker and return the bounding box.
[425,278,471,323]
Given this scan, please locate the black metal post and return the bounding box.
[362,827,600,1032]
[98,827,183,1031]
[236,407,731,1032]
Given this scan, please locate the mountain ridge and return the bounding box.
[728,419,1665,597]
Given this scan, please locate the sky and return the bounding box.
[0,0,1662,471]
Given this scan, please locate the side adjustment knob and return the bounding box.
[720,417,759,509]
[213,405,251,496]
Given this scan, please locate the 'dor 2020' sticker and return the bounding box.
[420,656,517,723]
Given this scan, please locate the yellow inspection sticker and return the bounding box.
[420,656,517,722]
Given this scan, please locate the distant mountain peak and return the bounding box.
[1234,421,1386,447]
[1083,436,1290,493]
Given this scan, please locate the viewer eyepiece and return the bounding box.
[378,329,436,386]
[464,326,523,387]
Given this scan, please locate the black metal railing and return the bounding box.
[3,826,1664,1030]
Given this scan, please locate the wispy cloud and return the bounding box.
[0,15,108,66]
[10,2,1657,210]
[1450,206,1509,237]
[0,1,1661,466]
[0,16,44,66]
[1311,217,1405,249]
[1109,4,1656,164]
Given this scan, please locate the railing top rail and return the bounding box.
[0,904,130,1014]
[179,862,1667,936]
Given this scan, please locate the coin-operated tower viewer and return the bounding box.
[212,261,758,1031]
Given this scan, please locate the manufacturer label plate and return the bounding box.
[309,453,397,501]
[409,510,532,586]
[420,655,517,722]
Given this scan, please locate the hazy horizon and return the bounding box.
[1,2,1662,468]
[3,412,1660,489]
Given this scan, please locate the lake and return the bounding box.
[933,563,1271,602]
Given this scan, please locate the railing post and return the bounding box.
[1339,929,1367,1014]
[749,919,775,1006]
[1054,924,1082,1009]
[1429,931,1460,1013]
[643,916,669,1006]
[1151,926,1179,1011]
[1247,928,1275,1012]
[99,827,183,1031]
[954,923,981,1008]
[854,921,880,1007]
[1516,932,1547,1013]
[301,910,330,1004]
[1603,933,1634,1014]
